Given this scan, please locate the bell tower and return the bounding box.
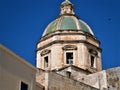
[36,0,102,73]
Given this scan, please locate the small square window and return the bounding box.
[66,52,73,64]
[21,82,28,90]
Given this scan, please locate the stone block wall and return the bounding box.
[35,82,44,90]
[106,67,120,90]
[77,70,108,90]
[76,67,120,90]
[36,69,46,86]
[47,71,98,90]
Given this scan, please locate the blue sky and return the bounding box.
[0,0,120,69]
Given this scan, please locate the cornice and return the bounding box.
[37,30,100,45]
[36,40,102,52]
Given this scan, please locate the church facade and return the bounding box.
[0,0,120,90]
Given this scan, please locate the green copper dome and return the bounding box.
[42,0,94,36]
[42,15,94,36]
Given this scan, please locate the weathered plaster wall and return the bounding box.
[47,71,98,90]
[0,45,36,90]
[56,66,90,80]
[36,69,45,86]
[77,70,107,90]
[35,82,44,90]
[76,67,120,90]
[50,44,63,69]
[106,67,120,90]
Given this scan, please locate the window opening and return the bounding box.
[44,56,48,68]
[91,55,95,67]
[66,52,73,64]
[21,82,28,90]
[66,71,71,78]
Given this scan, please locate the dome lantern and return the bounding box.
[60,0,74,15]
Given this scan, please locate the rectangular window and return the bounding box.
[44,56,48,68]
[66,52,73,64]
[66,71,71,78]
[21,82,28,90]
[91,55,95,67]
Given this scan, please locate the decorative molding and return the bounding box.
[41,49,51,56]
[37,30,99,44]
[36,40,102,52]
[89,49,98,55]
[62,45,77,50]
[57,14,79,19]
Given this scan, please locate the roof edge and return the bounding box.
[0,44,36,71]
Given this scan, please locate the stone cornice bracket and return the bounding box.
[89,49,98,56]
[62,45,77,50]
[41,49,51,56]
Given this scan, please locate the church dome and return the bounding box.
[42,0,94,36]
[43,15,94,36]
